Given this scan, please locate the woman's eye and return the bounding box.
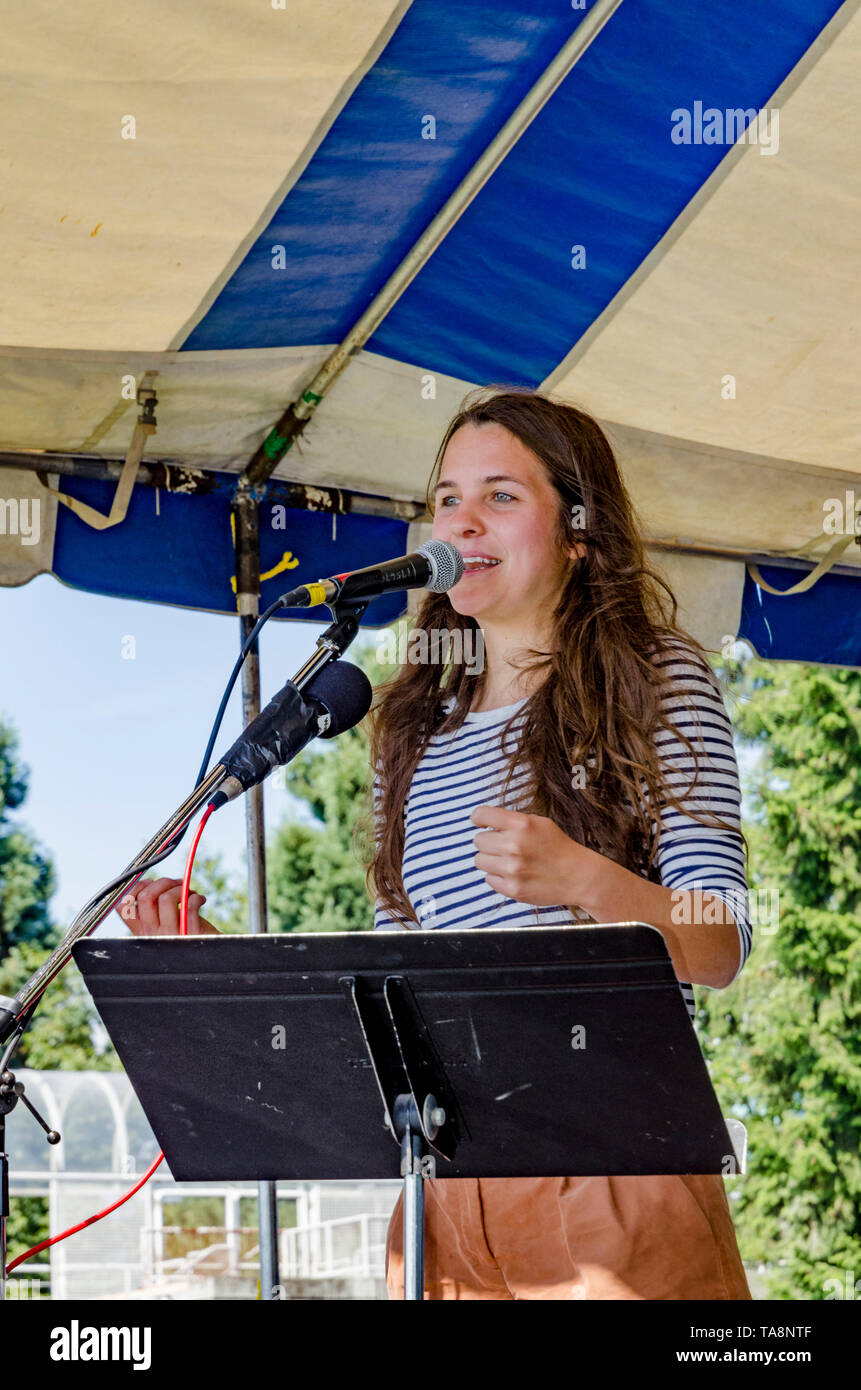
[437,492,516,506]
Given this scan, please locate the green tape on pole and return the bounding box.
[262,429,290,461]
[301,389,323,406]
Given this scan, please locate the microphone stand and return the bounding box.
[0,597,368,1288]
[1,1028,61,1301]
[0,597,369,1040]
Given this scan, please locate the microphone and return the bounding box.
[279,540,463,608]
[212,659,373,803]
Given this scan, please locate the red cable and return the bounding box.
[5,802,217,1279]
[5,1152,165,1275]
[180,802,216,936]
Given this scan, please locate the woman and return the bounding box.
[121,386,752,1300]
[366,387,752,1300]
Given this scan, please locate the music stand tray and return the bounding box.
[74,924,740,1298]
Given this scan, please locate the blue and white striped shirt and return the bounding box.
[373,647,751,1020]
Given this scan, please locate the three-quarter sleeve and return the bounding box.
[651,644,751,988]
[371,765,407,932]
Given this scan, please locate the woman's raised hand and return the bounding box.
[470,804,603,909]
[116,877,218,936]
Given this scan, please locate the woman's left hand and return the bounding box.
[471,804,602,909]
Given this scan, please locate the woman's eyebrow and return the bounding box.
[434,474,527,491]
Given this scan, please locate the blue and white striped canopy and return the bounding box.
[1,0,858,661]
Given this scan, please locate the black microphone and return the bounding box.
[279,540,463,609]
[212,659,373,803]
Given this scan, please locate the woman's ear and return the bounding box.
[567,541,588,563]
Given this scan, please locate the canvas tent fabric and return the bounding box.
[0,0,858,660]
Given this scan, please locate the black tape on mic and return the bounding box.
[215,660,373,797]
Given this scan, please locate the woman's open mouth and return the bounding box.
[460,556,502,576]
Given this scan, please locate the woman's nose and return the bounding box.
[449,500,484,536]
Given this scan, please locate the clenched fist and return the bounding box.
[471,804,603,910]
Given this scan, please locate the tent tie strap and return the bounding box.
[747,527,859,596]
[37,373,158,531]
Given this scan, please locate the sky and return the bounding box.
[0,574,381,937]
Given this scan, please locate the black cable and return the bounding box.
[69,816,197,919]
[192,593,290,789]
[0,1000,38,1073]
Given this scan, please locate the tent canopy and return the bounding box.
[1,0,859,661]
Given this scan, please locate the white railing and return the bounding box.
[141,1214,389,1288]
[142,1227,251,1285]
[282,1213,389,1280]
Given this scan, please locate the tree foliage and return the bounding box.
[265,634,396,934]
[188,852,249,935]
[698,656,860,1299]
[0,714,120,1069]
[0,717,55,953]
[4,1196,50,1280]
[0,940,120,1071]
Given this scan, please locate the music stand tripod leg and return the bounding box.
[394,1095,425,1301]
[0,1067,60,1300]
[1,1112,8,1302]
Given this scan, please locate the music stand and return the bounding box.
[73,924,742,1300]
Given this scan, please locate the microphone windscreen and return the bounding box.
[303,659,373,739]
[420,540,464,592]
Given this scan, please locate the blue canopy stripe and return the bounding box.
[183,0,845,387]
[740,565,861,669]
[51,474,409,626]
[0,0,856,663]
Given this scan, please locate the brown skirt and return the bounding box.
[385,1173,752,1300]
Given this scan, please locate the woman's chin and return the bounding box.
[449,593,493,620]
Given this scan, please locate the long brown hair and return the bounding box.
[366,386,729,928]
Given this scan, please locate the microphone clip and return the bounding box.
[319,596,371,651]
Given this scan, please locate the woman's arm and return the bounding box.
[471,807,742,988]
[472,648,751,990]
[638,644,751,988]
[575,644,750,988]
[574,863,741,989]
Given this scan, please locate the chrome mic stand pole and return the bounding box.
[232,483,281,1301]
[0,764,227,1038]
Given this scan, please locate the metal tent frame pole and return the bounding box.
[242,0,625,489]
[231,481,281,1301]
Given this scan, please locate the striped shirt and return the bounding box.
[373,646,751,1021]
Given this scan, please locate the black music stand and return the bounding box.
[73,924,742,1300]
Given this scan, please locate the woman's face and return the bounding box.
[431,422,583,627]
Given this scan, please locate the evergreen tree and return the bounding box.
[0,714,119,1069]
[0,717,55,953]
[0,940,120,1071]
[265,632,398,934]
[699,656,860,1299]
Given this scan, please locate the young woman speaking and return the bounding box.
[120,387,752,1301]
[367,388,752,1301]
